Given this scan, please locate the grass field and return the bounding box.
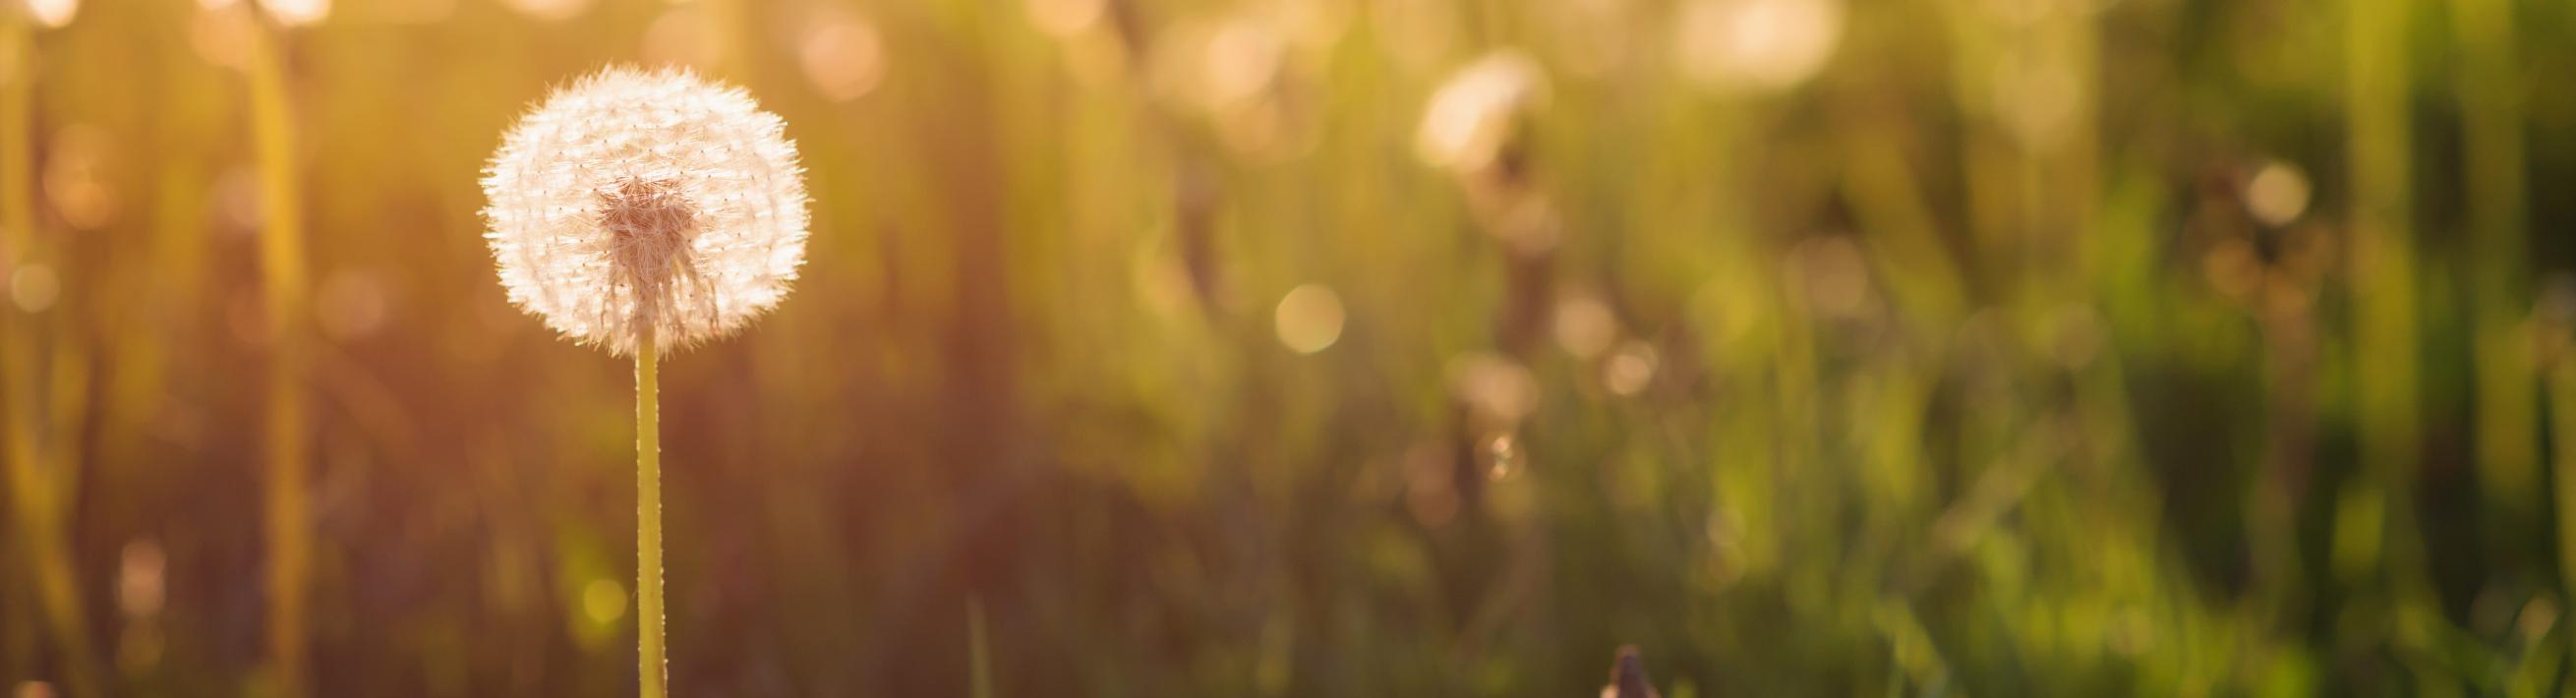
[5,0,2576,694]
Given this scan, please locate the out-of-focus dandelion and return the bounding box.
[1415,51,1546,178]
[1672,0,1844,93]
[482,64,809,698]
[24,0,76,29]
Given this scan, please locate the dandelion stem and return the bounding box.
[636,329,667,698]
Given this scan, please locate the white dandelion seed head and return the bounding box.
[482,65,810,357]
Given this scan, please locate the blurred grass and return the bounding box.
[4,0,2576,695]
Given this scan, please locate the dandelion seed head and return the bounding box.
[1416,51,1546,176]
[483,65,810,356]
[26,0,78,29]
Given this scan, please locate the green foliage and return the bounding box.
[3,0,2575,695]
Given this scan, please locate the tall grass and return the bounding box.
[245,14,312,698]
[1,11,100,696]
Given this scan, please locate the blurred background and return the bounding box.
[5,0,2576,694]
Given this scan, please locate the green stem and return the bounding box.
[637,330,666,698]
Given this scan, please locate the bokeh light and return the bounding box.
[1672,0,1844,92]
[497,0,589,22]
[1024,0,1102,37]
[1416,51,1546,175]
[2245,159,2313,227]
[581,579,627,625]
[798,11,885,102]
[1273,283,1345,354]
[9,263,57,314]
[641,5,718,70]
[259,0,328,27]
[42,124,116,230]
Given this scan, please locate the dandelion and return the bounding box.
[1415,51,1546,178]
[482,65,809,698]
[484,65,809,357]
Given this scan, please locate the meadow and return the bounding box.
[5,0,2576,694]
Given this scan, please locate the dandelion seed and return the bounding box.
[482,65,810,356]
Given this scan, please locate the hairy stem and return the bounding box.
[637,330,667,698]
